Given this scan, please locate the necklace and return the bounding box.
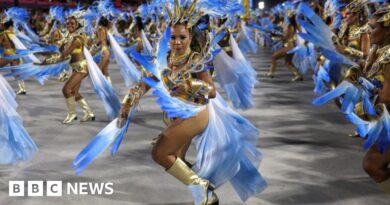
[170,48,191,66]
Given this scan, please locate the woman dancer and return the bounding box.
[74,1,266,204]
[267,8,302,81]
[94,16,111,83]
[59,13,95,124]
[360,7,390,193]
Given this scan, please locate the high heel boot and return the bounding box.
[266,63,276,78]
[78,98,95,122]
[287,64,303,81]
[63,97,77,124]
[16,80,26,95]
[166,158,219,205]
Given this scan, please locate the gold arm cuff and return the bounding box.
[43,53,61,64]
[122,86,143,105]
[344,47,364,58]
[188,79,212,96]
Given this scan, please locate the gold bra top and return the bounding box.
[64,29,86,55]
[72,44,83,54]
[1,30,16,55]
[339,23,368,50]
[161,68,209,106]
[161,52,209,106]
[365,45,390,88]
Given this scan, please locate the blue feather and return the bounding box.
[130,51,159,77]
[346,113,369,137]
[110,108,136,156]
[108,32,142,87]
[312,81,351,105]
[142,77,159,87]
[320,48,356,66]
[211,31,227,47]
[73,119,121,175]
[156,28,171,72]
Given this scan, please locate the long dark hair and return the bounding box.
[98,16,110,28]
[4,20,13,29]
[135,16,144,30]
[288,14,298,30]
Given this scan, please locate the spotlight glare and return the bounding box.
[258,1,265,10]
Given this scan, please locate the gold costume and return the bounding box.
[365,45,390,88]
[1,31,16,56]
[350,46,390,120]
[338,21,368,60]
[63,31,88,74]
[70,60,88,74]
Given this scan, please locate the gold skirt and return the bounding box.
[70,60,88,74]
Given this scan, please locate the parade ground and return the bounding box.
[1,48,389,205]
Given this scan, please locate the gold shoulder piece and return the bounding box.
[338,21,347,39]
[377,45,390,65]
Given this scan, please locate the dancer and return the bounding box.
[360,7,390,193]
[0,19,26,95]
[73,1,266,204]
[267,5,302,81]
[59,12,95,124]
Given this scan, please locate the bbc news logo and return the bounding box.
[9,181,114,197]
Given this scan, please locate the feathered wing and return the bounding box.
[73,119,121,174]
[346,105,390,153]
[296,2,357,66]
[141,30,153,56]
[312,81,355,113]
[193,94,266,202]
[0,59,70,85]
[108,32,142,87]
[0,75,37,164]
[238,21,257,54]
[8,34,41,64]
[83,47,121,120]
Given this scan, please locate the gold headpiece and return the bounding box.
[346,0,367,13]
[286,9,296,18]
[166,0,203,28]
[67,10,86,28]
[68,10,85,21]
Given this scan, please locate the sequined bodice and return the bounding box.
[161,51,208,105]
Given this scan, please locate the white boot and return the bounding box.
[16,80,26,95]
[78,98,95,122]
